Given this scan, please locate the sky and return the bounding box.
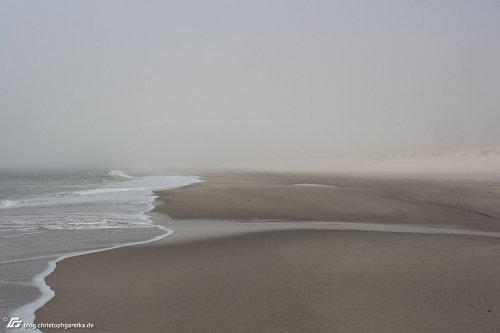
[1,1,499,170]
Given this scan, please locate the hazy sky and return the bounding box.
[1,1,499,170]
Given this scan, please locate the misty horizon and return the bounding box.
[1,1,499,171]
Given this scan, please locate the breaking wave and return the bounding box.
[108,170,136,179]
[0,199,18,209]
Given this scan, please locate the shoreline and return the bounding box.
[35,221,500,332]
[5,175,201,333]
[10,224,173,333]
[33,172,500,332]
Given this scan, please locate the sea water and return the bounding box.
[0,170,200,332]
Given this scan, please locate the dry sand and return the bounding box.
[35,172,500,332]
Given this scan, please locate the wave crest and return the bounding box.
[75,188,137,195]
[108,170,136,179]
[0,199,18,209]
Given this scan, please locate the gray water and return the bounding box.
[0,170,200,332]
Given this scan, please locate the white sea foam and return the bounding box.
[0,175,202,232]
[0,214,156,231]
[6,174,202,333]
[74,188,139,195]
[0,175,200,212]
[9,225,174,333]
[108,170,136,179]
[293,183,337,188]
[0,200,18,209]
[0,231,45,239]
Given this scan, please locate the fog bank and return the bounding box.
[1,1,499,172]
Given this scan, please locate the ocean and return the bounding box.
[0,170,200,332]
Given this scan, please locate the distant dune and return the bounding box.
[255,147,500,176]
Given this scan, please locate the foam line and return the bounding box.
[8,224,173,333]
[7,175,202,333]
[293,183,337,188]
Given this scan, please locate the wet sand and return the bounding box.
[156,172,500,231]
[35,172,500,332]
